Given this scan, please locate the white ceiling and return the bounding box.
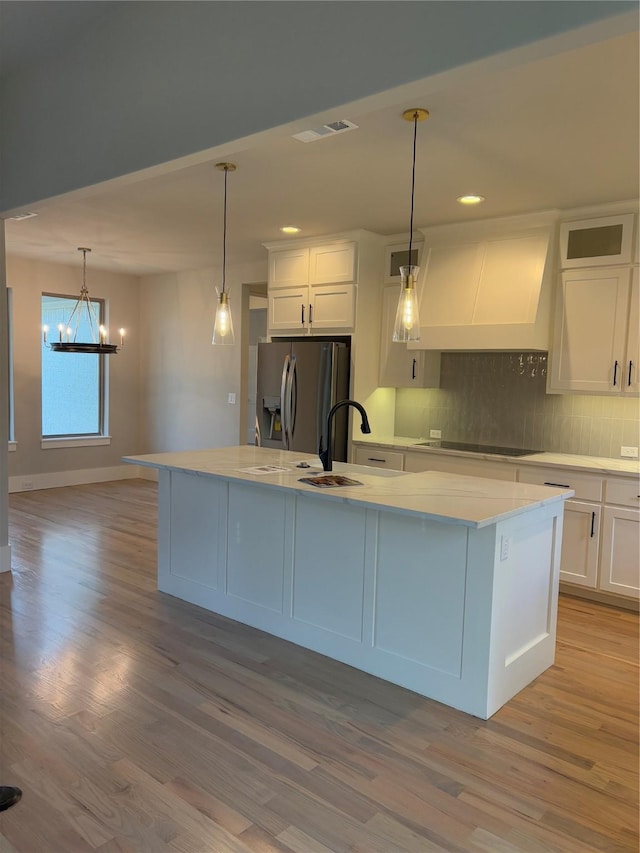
[4,27,639,276]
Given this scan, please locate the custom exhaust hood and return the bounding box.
[408,211,557,351]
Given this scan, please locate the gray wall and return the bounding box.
[395,352,640,458]
[1,1,634,211]
[6,255,142,478]
[139,260,266,453]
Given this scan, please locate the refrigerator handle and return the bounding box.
[289,356,298,441]
[280,355,290,449]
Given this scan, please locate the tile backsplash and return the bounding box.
[395,352,640,459]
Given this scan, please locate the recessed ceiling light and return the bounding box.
[9,211,38,220]
[280,226,301,234]
[457,195,485,205]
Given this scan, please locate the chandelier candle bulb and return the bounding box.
[58,324,64,343]
[119,328,125,348]
[42,325,48,344]
[66,327,72,342]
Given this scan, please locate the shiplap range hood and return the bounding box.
[408,211,558,351]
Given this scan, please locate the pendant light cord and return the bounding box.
[222,166,228,295]
[82,249,87,294]
[408,111,418,262]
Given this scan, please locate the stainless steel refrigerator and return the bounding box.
[255,339,350,460]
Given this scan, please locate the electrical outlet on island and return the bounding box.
[430,429,442,439]
[620,445,639,458]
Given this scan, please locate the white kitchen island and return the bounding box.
[123,445,573,719]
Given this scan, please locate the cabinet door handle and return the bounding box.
[613,360,619,386]
[590,511,596,538]
[368,457,386,463]
[412,358,416,380]
[309,304,313,324]
[544,481,571,489]
[628,360,633,387]
[301,304,305,325]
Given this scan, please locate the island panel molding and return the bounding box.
[227,482,287,613]
[292,497,367,642]
[124,446,571,719]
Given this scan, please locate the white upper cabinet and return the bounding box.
[378,285,440,388]
[410,214,555,351]
[547,265,638,395]
[626,267,640,393]
[268,286,309,332]
[309,243,357,284]
[560,214,635,268]
[264,237,360,335]
[308,283,356,330]
[269,247,309,289]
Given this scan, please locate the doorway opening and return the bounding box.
[240,282,268,445]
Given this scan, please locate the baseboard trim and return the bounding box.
[8,464,156,493]
[559,583,639,613]
[0,544,11,573]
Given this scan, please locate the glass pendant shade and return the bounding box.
[392,265,421,342]
[212,290,235,345]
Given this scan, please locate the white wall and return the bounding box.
[7,255,142,483]
[1,2,634,212]
[139,259,267,453]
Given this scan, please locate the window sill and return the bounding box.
[8,442,17,452]
[41,436,112,450]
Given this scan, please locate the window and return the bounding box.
[41,293,106,438]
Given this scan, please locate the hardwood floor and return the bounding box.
[1,479,638,853]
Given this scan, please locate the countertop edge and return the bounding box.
[123,450,572,530]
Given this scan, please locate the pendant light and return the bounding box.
[212,162,236,345]
[43,247,124,353]
[392,108,429,343]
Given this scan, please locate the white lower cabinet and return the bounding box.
[353,446,404,470]
[355,447,639,603]
[557,500,600,588]
[600,504,640,598]
[519,466,640,601]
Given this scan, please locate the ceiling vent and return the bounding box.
[9,211,38,221]
[292,120,358,143]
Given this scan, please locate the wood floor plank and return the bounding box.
[2,479,638,852]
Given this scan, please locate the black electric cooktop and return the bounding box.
[416,440,541,457]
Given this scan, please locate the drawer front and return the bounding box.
[354,447,404,471]
[517,466,603,502]
[605,477,640,508]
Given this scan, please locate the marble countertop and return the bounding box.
[123,445,572,529]
[354,436,640,477]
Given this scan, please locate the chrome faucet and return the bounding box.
[319,400,371,472]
